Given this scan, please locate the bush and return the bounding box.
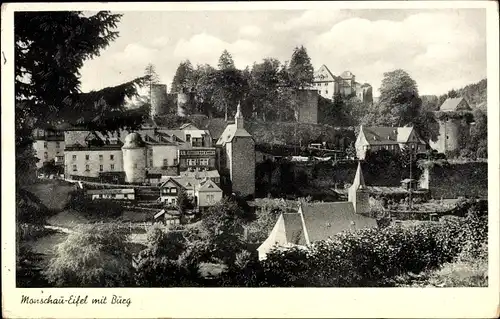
[252,210,485,287]
[17,223,57,242]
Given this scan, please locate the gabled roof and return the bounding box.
[158,177,185,189]
[439,97,471,112]
[359,126,424,145]
[313,64,337,82]
[260,200,378,252]
[180,123,199,130]
[301,201,373,243]
[197,179,222,193]
[216,123,253,146]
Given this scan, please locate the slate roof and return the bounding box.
[197,179,222,193]
[180,169,220,179]
[360,126,424,145]
[439,97,471,112]
[216,123,253,146]
[262,201,378,248]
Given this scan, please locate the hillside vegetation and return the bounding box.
[423,79,487,111]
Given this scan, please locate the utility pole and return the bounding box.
[409,145,413,209]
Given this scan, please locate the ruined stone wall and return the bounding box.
[296,90,318,124]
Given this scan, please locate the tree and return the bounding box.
[43,224,134,287]
[377,69,422,126]
[144,63,160,102]
[212,50,246,120]
[134,224,201,287]
[15,11,145,186]
[250,58,281,121]
[287,46,314,89]
[17,245,49,287]
[218,50,236,70]
[177,188,193,224]
[200,197,251,266]
[192,64,217,116]
[171,60,194,93]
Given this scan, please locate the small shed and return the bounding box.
[86,188,135,200]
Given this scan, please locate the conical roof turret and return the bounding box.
[352,161,366,189]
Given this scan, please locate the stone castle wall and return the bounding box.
[296,90,318,124]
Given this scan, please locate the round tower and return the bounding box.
[122,132,147,184]
[150,84,168,117]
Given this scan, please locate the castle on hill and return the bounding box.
[312,65,373,104]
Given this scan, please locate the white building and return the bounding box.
[32,128,65,168]
[354,125,427,160]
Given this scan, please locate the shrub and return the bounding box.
[255,214,476,287]
[17,223,57,243]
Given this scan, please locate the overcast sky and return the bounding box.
[79,8,486,97]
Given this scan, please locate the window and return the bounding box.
[174,158,178,165]
[207,194,215,203]
[111,194,116,198]
[186,134,191,142]
[72,165,77,172]
[134,163,138,168]
[99,155,103,160]
[199,158,209,166]
[43,142,48,148]
[124,194,128,199]
[163,159,168,166]
[169,187,177,194]
[72,155,77,161]
[99,165,103,172]
[85,154,90,160]
[325,90,328,95]
[44,152,48,159]
[187,159,197,166]
[56,142,60,148]
[150,160,153,167]
[85,164,90,171]
[110,164,115,171]
[110,154,114,160]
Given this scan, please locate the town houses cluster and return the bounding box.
[34,104,255,214]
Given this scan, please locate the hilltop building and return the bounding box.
[216,103,256,198]
[312,65,373,103]
[429,97,472,154]
[257,162,377,260]
[354,125,427,160]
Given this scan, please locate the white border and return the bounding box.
[2,2,499,318]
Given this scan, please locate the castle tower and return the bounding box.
[122,132,147,184]
[216,102,255,198]
[429,97,472,154]
[348,162,370,214]
[150,84,168,118]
